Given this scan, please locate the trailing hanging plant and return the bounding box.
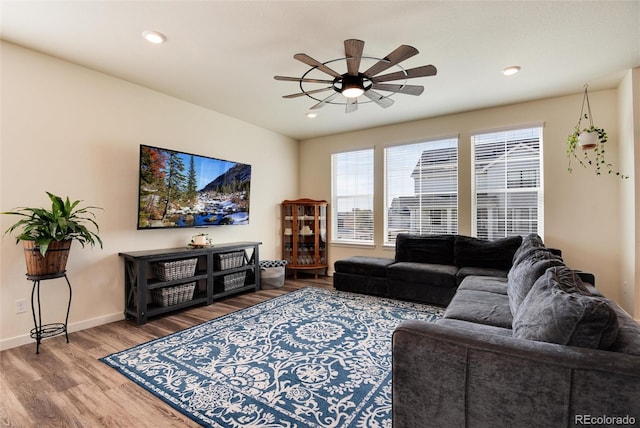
[566,85,627,179]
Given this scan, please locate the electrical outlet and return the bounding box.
[15,299,27,314]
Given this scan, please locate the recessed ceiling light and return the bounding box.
[142,30,167,44]
[503,66,521,76]
[306,112,318,119]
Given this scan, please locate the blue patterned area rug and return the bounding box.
[100,287,443,427]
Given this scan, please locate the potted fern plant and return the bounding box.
[2,192,103,276]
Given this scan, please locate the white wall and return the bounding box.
[618,68,640,316]
[3,43,636,351]
[299,89,632,311]
[0,42,299,349]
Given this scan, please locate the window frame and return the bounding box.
[383,136,459,247]
[471,125,544,241]
[330,147,375,246]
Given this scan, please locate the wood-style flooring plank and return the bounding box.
[0,375,31,428]
[0,276,332,427]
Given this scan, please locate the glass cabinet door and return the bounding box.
[318,204,327,264]
[297,204,315,266]
[282,204,294,265]
[282,199,328,278]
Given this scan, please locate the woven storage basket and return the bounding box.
[214,251,245,270]
[151,282,196,307]
[153,258,197,281]
[217,271,247,291]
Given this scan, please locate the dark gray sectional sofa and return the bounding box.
[334,233,525,306]
[390,234,640,427]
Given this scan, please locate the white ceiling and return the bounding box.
[1,1,639,141]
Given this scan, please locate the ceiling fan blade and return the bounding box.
[283,87,334,99]
[371,65,437,83]
[294,53,342,78]
[274,75,335,84]
[310,92,341,110]
[363,90,394,108]
[345,97,358,113]
[344,39,365,76]
[363,45,419,78]
[371,83,424,96]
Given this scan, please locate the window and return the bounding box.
[472,126,543,240]
[331,148,374,244]
[384,138,458,245]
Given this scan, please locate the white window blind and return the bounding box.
[384,138,458,245]
[331,148,374,244]
[472,126,543,240]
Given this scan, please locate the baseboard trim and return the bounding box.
[0,312,124,352]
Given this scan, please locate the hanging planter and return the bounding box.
[578,130,598,150]
[566,84,627,178]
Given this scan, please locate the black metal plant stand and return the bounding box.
[28,271,72,354]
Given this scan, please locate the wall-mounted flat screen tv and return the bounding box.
[137,144,251,229]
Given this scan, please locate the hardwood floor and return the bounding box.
[0,275,333,427]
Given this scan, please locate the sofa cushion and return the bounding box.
[456,266,508,285]
[388,279,457,306]
[333,256,395,278]
[507,248,564,315]
[387,262,458,289]
[454,235,522,270]
[395,233,454,265]
[458,275,508,295]
[436,318,513,337]
[512,266,619,350]
[443,288,513,329]
[333,272,388,297]
[608,304,640,356]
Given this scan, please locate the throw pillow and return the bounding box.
[507,247,564,315]
[511,233,546,266]
[513,266,619,350]
[453,235,523,270]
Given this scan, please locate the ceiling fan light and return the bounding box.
[342,85,365,98]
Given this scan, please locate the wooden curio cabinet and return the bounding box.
[282,199,328,278]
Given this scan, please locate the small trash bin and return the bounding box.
[260,260,287,289]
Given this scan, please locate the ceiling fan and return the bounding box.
[274,39,437,113]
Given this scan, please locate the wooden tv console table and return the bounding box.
[119,241,261,324]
